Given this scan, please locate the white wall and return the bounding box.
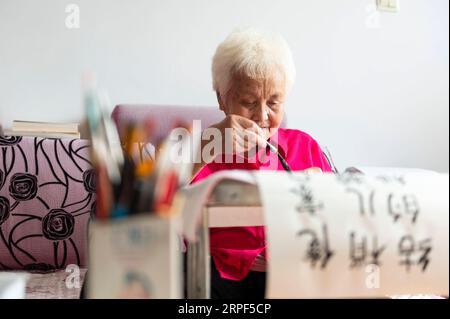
[0,0,448,172]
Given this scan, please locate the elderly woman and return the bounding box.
[191,28,333,299]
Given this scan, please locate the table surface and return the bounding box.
[24,268,87,299]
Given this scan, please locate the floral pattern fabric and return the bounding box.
[0,136,94,271]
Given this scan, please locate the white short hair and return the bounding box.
[212,28,296,96]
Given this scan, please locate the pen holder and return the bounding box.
[87,214,182,299]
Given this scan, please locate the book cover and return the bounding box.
[12,120,79,134]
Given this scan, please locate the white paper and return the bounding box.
[0,273,29,299]
[256,172,449,298]
[181,170,255,241]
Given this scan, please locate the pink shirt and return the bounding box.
[191,128,333,281]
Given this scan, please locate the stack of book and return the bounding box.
[3,120,80,138]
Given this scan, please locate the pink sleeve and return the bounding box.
[310,139,333,173]
[190,164,214,184]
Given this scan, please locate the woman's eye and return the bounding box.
[268,101,279,108]
[242,101,256,107]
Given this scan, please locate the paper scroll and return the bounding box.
[257,172,449,298]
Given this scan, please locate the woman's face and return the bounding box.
[219,71,286,139]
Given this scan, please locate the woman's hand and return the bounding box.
[211,114,266,155]
[302,167,323,174]
[192,114,266,178]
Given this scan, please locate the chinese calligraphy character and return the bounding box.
[398,235,432,272]
[346,188,376,216]
[349,232,386,268]
[388,193,420,223]
[290,184,324,215]
[375,175,406,185]
[336,173,364,185]
[297,224,334,269]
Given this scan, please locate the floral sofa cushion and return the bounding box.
[0,136,94,271]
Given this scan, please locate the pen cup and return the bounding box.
[87,214,182,299]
